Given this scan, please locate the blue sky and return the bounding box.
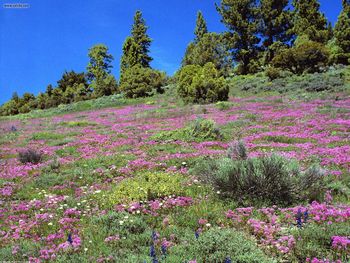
[0,0,343,104]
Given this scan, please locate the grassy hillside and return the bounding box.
[0,70,350,262]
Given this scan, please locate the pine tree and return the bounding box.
[292,0,330,43]
[259,0,293,63]
[87,44,117,96]
[333,2,350,64]
[120,37,139,76]
[216,0,260,74]
[131,10,152,68]
[194,11,208,43]
[120,10,153,79]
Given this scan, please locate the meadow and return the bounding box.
[0,85,350,262]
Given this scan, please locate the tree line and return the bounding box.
[1,0,349,115]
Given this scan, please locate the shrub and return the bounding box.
[188,117,223,141]
[119,65,166,98]
[177,62,229,103]
[103,172,185,206]
[170,228,274,263]
[215,101,233,111]
[18,149,43,164]
[265,67,281,80]
[191,147,325,206]
[151,117,224,142]
[227,140,248,160]
[272,36,329,74]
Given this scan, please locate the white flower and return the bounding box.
[119,221,124,225]
[206,223,211,227]
[84,248,88,252]
[48,222,53,226]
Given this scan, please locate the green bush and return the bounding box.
[170,228,274,263]
[191,150,325,206]
[177,62,229,103]
[151,117,223,142]
[102,172,186,206]
[265,67,282,80]
[119,65,166,98]
[272,36,329,74]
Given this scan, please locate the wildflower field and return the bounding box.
[0,92,350,262]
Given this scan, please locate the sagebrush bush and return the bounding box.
[191,146,326,206]
[119,65,166,98]
[176,62,229,103]
[18,149,42,164]
[227,140,248,160]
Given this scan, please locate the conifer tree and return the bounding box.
[333,1,350,64]
[292,0,330,43]
[120,10,153,78]
[259,0,293,63]
[194,11,208,43]
[87,44,117,96]
[131,10,152,68]
[216,0,260,74]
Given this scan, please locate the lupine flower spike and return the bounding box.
[296,209,303,228]
[67,233,73,245]
[195,231,199,240]
[150,244,156,258]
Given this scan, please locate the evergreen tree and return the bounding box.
[45,84,53,97]
[120,10,153,78]
[87,44,117,96]
[216,0,261,74]
[259,0,293,64]
[131,10,152,68]
[120,37,139,76]
[292,0,330,43]
[194,11,208,43]
[333,2,350,64]
[182,33,232,76]
[57,70,88,93]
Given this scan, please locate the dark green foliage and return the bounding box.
[170,228,273,263]
[177,62,229,103]
[194,11,208,43]
[120,10,152,77]
[182,33,232,76]
[131,10,153,68]
[18,149,43,164]
[333,4,350,64]
[292,0,330,43]
[87,44,117,97]
[119,65,166,98]
[259,0,293,64]
[233,66,347,93]
[216,0,261,74]
[192,151,326,206]
[151,117,223,142]
[265,66,282,80]
[272,36,329,74]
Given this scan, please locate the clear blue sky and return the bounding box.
[0,0,343,104]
